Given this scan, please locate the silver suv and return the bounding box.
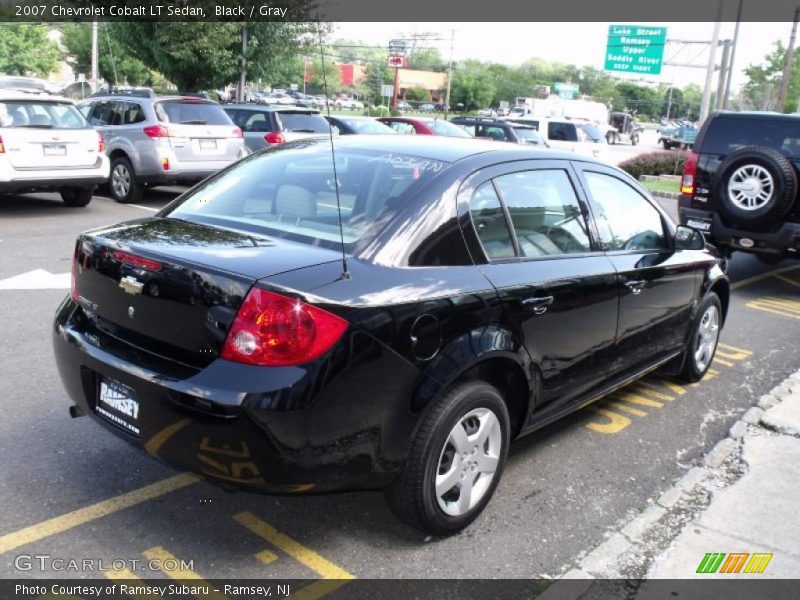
[79,91,247,202]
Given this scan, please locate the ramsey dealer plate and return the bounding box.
[96,378,140,437]
[685,217,712,232]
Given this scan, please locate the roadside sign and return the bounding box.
[381,84,394,98]
[290,83,298,91]
[554,82,579,99]
[388,39,407,54]
[604,25,667,76]
[388,56,409,68]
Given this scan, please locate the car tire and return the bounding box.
[606,131,616,145]
[631,134,639,146]
[109,157,143,204]
[675,292,722,383]
[714,146,797,227]
[60,187,93,208]
[385,380,510,536]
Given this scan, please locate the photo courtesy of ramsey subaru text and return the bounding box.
[53,136,728,535]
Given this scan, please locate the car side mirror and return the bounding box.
[675,225,705,250]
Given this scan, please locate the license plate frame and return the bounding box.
[42,143,67,156]
[685,217,712,233]
[96,377,141,437]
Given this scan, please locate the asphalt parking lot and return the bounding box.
[1,185,799,587]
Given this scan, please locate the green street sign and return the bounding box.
[605,25,667,75]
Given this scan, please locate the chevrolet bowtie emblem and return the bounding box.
[119,276,144,295]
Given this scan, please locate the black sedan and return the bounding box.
[53,136,728,535]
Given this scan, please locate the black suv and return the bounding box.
[679,111,800,262]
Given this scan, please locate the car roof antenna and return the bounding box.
[316,20,350,281]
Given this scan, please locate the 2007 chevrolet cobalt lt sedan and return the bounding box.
[54,136,728,535]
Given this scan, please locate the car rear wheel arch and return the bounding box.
[707,278,730,325]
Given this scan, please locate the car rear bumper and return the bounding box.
[52,297,420,494]
[679,206,800,257]
[0,158,109,192]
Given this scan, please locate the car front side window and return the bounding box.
[583,172,668,252]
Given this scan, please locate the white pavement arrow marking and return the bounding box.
[0,269,70,290]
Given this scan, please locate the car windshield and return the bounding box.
[341,119,394,134]
[0,101,88,129]
[166,142,450,252]
[579,123,607,143]
[426,120,473,138]
[278,112,331,133]
[155,100,232,125]
[511,127,546,145]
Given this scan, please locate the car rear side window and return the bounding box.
[477,125,511,142]
[494,170,591,257]
[547,122,578,142]
[276,112,330,133]
[703,117,800,156]
[469,182,516,260]
[122,102,146,125]
[155,101,232,125]
[583,172,667,252]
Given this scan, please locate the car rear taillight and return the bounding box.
[681,152,699,196]
[232,127,243,138]
[264,132,285,144]
[70,249,79,302]
[0,135,4,153]
[97,132,105,153]
[221,288,348,366]
[143,125,169,139]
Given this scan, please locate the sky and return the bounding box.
[333,22,791,92]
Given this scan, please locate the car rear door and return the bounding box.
[575,163,702,376]
[459,160,619,408]
[154,99,242,163]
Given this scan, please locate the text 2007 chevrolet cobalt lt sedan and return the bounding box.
[54,136,728,535]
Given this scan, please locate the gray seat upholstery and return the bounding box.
[29,114,52,127]
[275,185,316,220]
[8,108,28,127]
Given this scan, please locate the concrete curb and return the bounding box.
[558,368,800,580]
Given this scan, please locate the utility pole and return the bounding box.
[699,0,723,123]
[723,0,744,109]
[444,29,454,119]
[238,23,248,102]
[90,20,98,92]
[666,82,674,120]
[777,6,800,113]
[716,40,732,110]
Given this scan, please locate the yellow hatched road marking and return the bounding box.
[713,357,734,367]
[255,549,279,565]
[759,297,800,311]
[142,547,229,600]
[630,383,674,401]
[105,569,162,600]
[586,407,631,434]
[747,301,800,320]
[730,263,800,289]
[235,512,354,580]
[607,401,647,417]
[655,378,687,395]
[773,273,800,288]
[717,342,753,356]
[617,392,663,408]
[0,473,199,555]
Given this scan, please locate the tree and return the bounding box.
[409,48,446,72]
[451,62,496,111]
[405,86,430,103]
[742,40,800,112]
[60,23,149,86]
[0,24,61,78]
[113,20,317,91]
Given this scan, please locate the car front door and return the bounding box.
[459,160,620,409]
[576,165,701,376]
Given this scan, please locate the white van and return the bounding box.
[506,116,607,160]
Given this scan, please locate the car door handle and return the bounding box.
[520,295,554,314]
[624,280,646,295]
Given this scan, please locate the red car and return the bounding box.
[377,116,473,139]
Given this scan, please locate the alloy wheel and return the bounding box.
[694,305,720,372]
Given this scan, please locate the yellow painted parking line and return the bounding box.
[145,418,192,458]
[655,378,688,395]
[747,298,800,320]
[0,473,199,555]
[142,547,229,600]
[631,382,674,401]
[586,407,631,434]
[773,273,800,288]
[234,512,354,580]
[730,264,800,290]
[608,400,647,417]
[717,342,753,356]
[255,549,279,565]
[105,569,162,600]
[759,297,800,311]
[713,357,734,367]
[617,392,663,408]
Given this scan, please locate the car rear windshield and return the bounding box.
[0,101,88,129]
[702,117,800,156]
[511,127,546,145]
[166,143,450,252]
[277,111,330,133]
[426,120,473,138]
[155,100,232,125]
[579,123,607,143]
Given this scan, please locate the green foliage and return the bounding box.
[0,24,60,77]
[405,86,429,103]
[742,40,800,112]
[61,23,149,86]
[451,61,496,111]
[409,48,446,72]
[619,151,689,179]
[368,105,391,117]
